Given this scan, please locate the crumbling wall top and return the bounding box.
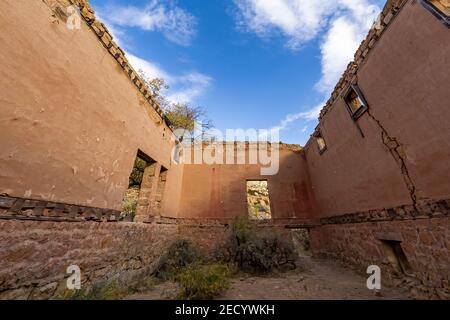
[317,0,410,122]
[44,0,172,130]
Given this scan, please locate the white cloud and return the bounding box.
[236,0,381,136]
[166,73,213,105]
[96,14,125,46]
[234,0,379,50]
[92,4,211,106]
[127,53,172,81]
[265,100,325,135]
[315,1,380,93]
[234,0,337,49]
[98,0,197,46]
[127,53,212,105]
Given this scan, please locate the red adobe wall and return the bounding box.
[305,0,450,299]
[0,0,182,215]
[177,145,317,223]
[304,0,450,217]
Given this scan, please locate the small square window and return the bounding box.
[380,240,413,276]
[314,131,327,154]
[421,0,450,26]
[428,0,450,16]
[344,84,368,120]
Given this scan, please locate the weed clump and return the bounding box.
[54,279,126,300]
[120,186,139,221]
[176,264,229,300]
[153,239,230,300]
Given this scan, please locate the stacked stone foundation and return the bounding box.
[310,200,450,299]
[0,195,178,299]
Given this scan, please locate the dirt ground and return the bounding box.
[126,257,410,300]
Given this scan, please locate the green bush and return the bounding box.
[55,279,126,300]
[214,217,296,274]
[154,239,198,280]
[176,264,229,300]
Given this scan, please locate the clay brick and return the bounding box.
[383,12,394,25]
[100,32,113,48]
[129,70,137,81]
[80,6,95,24]
[108,43,119,57]
[120,58,129,69]
[134,78,142,88]
[91,21,105,36]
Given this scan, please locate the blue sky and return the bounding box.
[90,0,385,145]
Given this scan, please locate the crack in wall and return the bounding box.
[366,109,419,210]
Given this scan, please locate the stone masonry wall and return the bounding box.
[303,0,450,299]
[0,219,177,299]
[178,219,305,255]
[311,214,450,299]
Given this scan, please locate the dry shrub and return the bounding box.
[214,217,296,274]
[154,239,198,280]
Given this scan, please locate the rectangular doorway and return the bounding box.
[247,180,272,220]
[121,151,155,221]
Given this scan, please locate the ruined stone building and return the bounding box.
[0,0,449,299]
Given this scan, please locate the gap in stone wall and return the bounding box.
[121,150,156,222]
[380,240,413,276]
[246,180,272,220]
